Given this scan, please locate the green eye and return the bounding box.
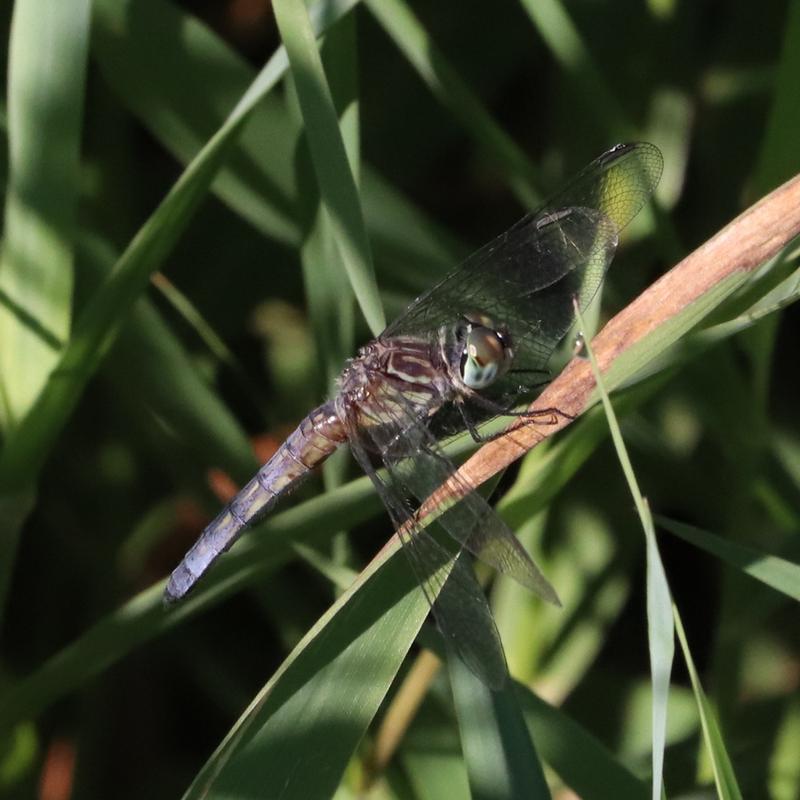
[460,327,510,389]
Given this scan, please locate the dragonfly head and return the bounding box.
[456,312,514,391]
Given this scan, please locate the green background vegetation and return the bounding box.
[0,0,799,798]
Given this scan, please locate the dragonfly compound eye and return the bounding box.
[460,327,512,390]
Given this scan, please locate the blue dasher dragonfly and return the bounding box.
[165,142,663,688]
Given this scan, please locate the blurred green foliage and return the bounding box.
[0,0,799,798]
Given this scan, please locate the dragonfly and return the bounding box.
[165,142,663,689]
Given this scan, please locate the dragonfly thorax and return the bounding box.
[335,337,452,429]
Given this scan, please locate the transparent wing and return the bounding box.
[348,428,510,689]
[346,390,559,687]
[383,142,663,402]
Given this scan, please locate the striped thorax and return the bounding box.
[335,336,451,429]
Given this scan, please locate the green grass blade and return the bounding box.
[657,516,800,601]
[496,502,632,697]
[0,489,36,622]
[449,659,550,800]
[0,0,90,618]
[361,167,465,285]
[0,472,383,732]
[400,731,471,800]
[91,0,459,293]
[0,127,239,619]
[0,0,90,427]
[752,0,800,194]
[518,0,628,139]
[108,305,257,485]
[773,427,800,493]
[365,0,541,207]
[274,0,385,336]
[76,234,257,482]
[291,16,360,556]
[0,1,359,622]
[520,687,649,799]
[181,540,429,799]
[673,607,744,799]
[300,197,357,388]
[770,698,800,799]
[290,15,359,388]
[576,304,674,800]
[642,509,673,800]
[150,272,267,419]
[91,0,301,247]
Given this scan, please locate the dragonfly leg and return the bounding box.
[461,400,575,444]
[465,389,576,422]
[459,404,487,444]
[515,406,576,424]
